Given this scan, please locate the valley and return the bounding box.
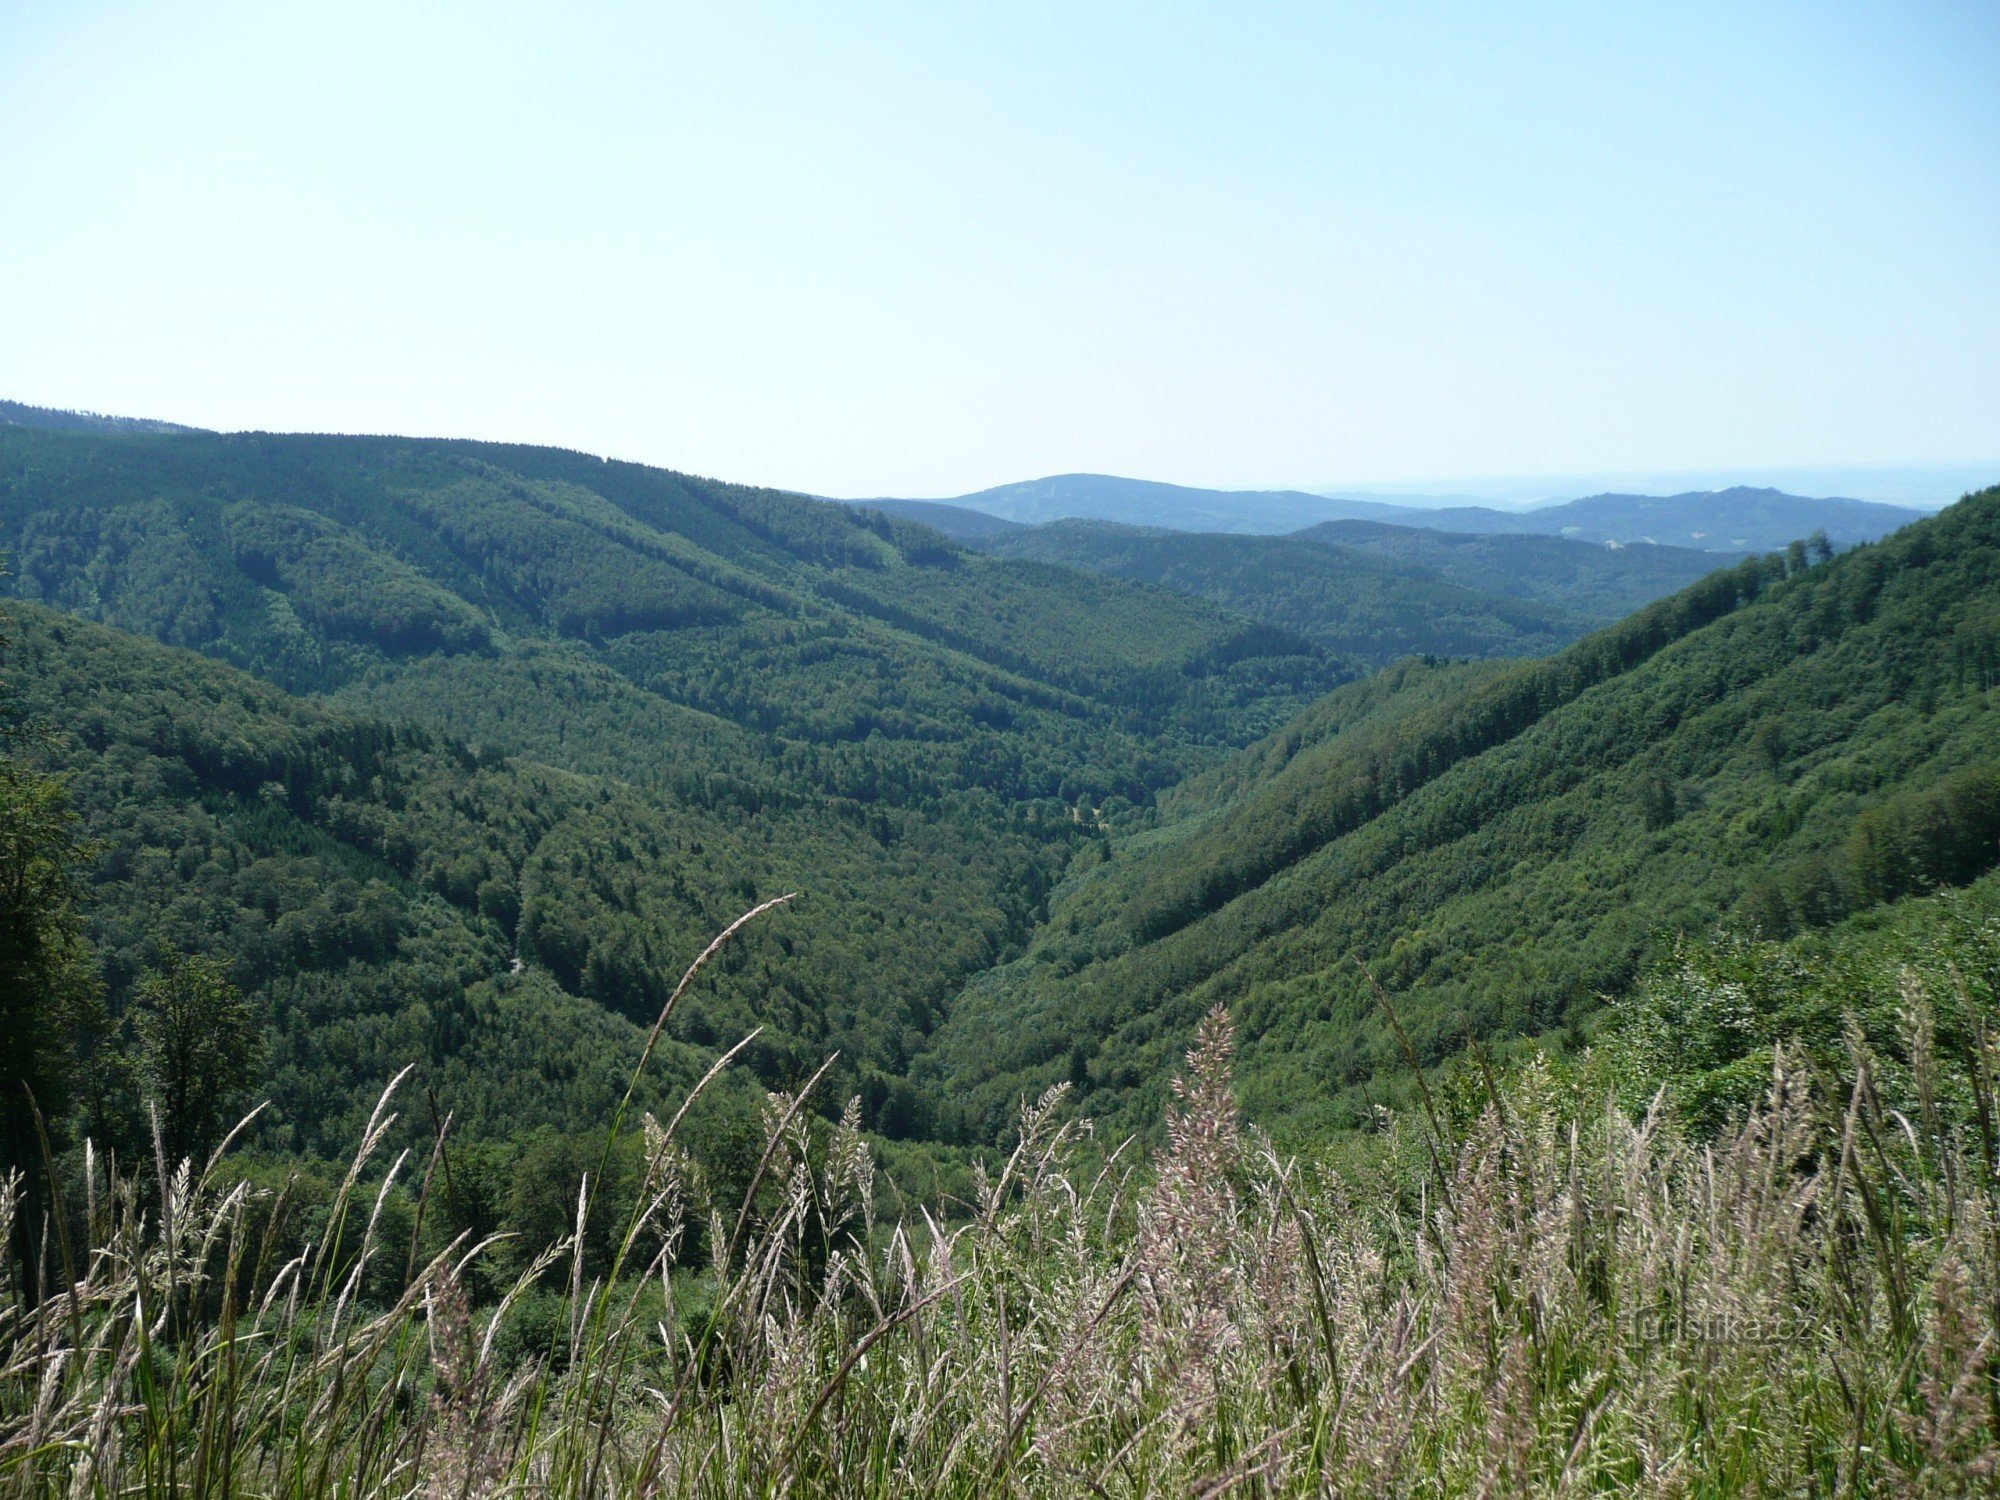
[5,413,1995,1170]
[7,6,1995,1486]
[4,420,1996,1496]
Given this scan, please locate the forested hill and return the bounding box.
[965,517,1734,656]
[0,422,1359,1157]
[0,424,1349,762]
[924,485,2000,1141]
[1292,519,1740,622]
[1407,485,1927,551]
[2,601,741,1158]
[8,418,1995,1175]
[935,473,1414,531]
[838,498,1024,542]
[1,398,201,436]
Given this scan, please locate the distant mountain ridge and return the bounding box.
[886,474,1417,533]
[966,519,1595,664]
[849,498,1024,540]
[856,472,1941,552]
[0,398,202,436]
[9,404,1950,552]
[1408,486,1930,551]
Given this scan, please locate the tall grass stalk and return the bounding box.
[3,913,1997,1495]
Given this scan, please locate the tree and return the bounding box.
[133,952,261,1165]
[1639,773,1679,831]
[0,761,101,1175]
[1751,719,1788,777]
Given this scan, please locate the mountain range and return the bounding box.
[959,518,1736,655]
[858,472,1932,551]
[3,404,1995,1182]
[926,492,2000,1138]
[0,418,1356,1160]
[857,475,1416,534]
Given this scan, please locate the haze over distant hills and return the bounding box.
[1315,462,1995,509]
[0,397,199,437]
[851,498,1024,541]
[860,474,1418,534]
[855,471,1943,553]
[5,404,1964,552]
[960,519,1737,661]
[1402,487,1930,552]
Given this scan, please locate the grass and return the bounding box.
[4,905,1998,1495]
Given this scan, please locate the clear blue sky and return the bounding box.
[3,1,1995,496]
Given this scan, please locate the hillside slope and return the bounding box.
[0,425,1359,1150]
[971,517,1742,656]
[1411,485,1929,550]
[937,473,1415,531]
[0,600,1076,1153]
[845,498,1024,541]
[0,398,202,436]
[0,426,1351,794]
[925,487,2000,1140]
[1296,519,1736,621]
[966,519,1593,661]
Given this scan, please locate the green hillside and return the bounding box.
[6,419,1997,1179]
[0,599,1085,1157]
[925,487,2000,1141]
[0,425,1351,892]
[1411,485,1928,550]
[935,472,1413,530]
[0,423,1347,1171]
[1296,517,1738,621]
[966,518,1596,661]
[0,427,1342,757]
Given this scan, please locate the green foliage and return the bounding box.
[0,601,1064,1161]
[5,946,1999,1495]
[0,563,104,1183]
[0,757,100,1175]
[1615,872,2000,1134]
[132,950,262,1163]
[1298,517,1736,621]
[221,499,491,655]
[1743,761,2000,932]
[970,518,1596,663]
[928,488,2000,1142]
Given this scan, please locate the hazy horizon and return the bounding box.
[4,392,1989,515]
[4,3,1995,497]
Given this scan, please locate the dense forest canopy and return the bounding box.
[0,424,1351,1214]
[926,484,2000,1140]
[866,469,1928,547]
[1401,484,1928,551]
[959,517,1733,657]
[1,418,1995,1194]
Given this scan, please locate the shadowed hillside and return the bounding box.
[927,486,2000,1140]
[969,516,1743,659]
[0,423,1354,1159]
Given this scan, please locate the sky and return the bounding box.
[2,1,1996,498]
